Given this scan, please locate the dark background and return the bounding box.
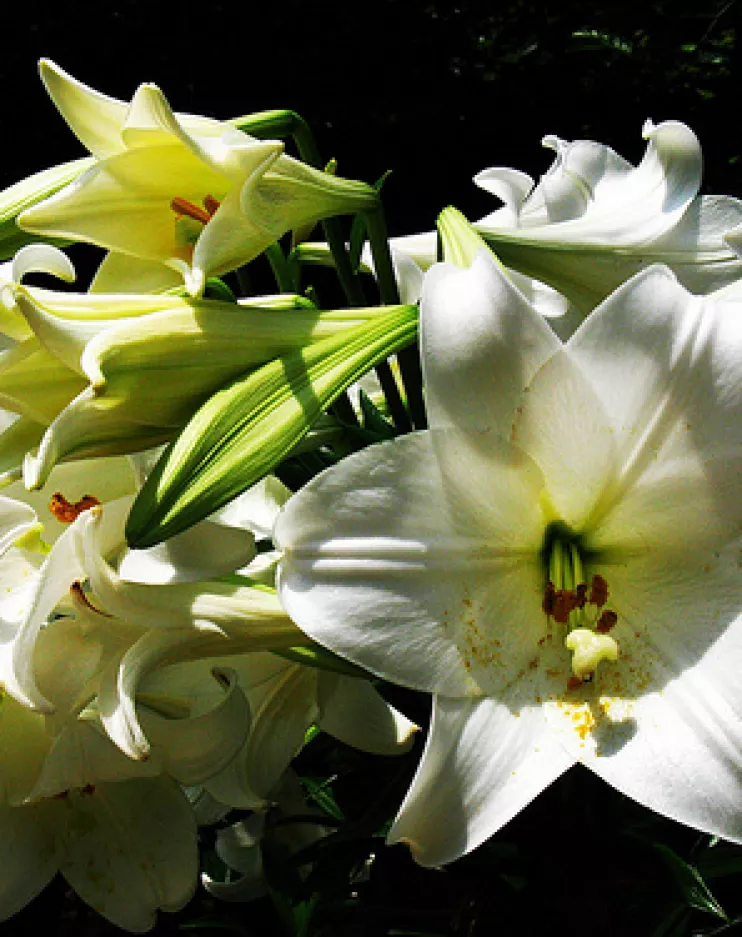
[4,0,740,237]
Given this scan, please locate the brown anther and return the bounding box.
[552,589,578,624]
[80,783,96,796]
[49,493,101,524]
[542,581,556,616]
[170,197,212,225]
[589,573,609,608]
[567,675,583,691]
[575,582,588,609]
[203,194,221,216]
[596,609,618,633]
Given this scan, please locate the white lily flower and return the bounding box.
[18,60,377,296]
[276,249,742,866]
[384,121,742,315]
[474,120,742,310]
[0,697,197,932]
[88,473,414,775]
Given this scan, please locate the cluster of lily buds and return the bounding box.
[0,55,741,932]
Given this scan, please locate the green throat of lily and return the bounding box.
[541,521,619,690]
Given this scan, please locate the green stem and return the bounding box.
[375,361,411,433]
[264,241,295,293]
[364,205,427,430]
[328,392,360,429]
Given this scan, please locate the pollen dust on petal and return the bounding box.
[564,702,596,742]
[49,493,101,524]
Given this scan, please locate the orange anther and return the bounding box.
[49,493,101,524]
[567,675,583,691]
[170,197,212,225]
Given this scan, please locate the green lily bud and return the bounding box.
[126,303,419,548]
[15,285,397,489]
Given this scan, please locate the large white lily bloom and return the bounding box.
[390,121,742,314]
[276,250,742,866]
[18,60,376,296]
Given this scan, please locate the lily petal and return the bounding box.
[276,430,546,697]
[421,250,559,433]
[317,673,419,754]
[388,695,574,866]
[59,777,197,931]
[0,801,58,920]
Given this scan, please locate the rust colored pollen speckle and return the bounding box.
[49,493,101,524]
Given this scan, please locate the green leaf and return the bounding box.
[272,645,371,679]
[301,776,345,822]
[359,389,396,440]
[652,843,728,921]
[126,303,418,547]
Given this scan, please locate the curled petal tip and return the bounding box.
[642,117,656,139]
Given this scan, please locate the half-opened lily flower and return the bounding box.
[387,121,742,314]
[276,249,742,865]
[18,60,378,296]
[7,473,301,718]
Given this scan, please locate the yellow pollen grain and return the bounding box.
[555,700,596,745]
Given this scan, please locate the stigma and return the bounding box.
[565,628,619,681]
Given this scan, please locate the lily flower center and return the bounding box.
[541,522,619,689]
[171,195,221,257]
[170,195,221,226]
